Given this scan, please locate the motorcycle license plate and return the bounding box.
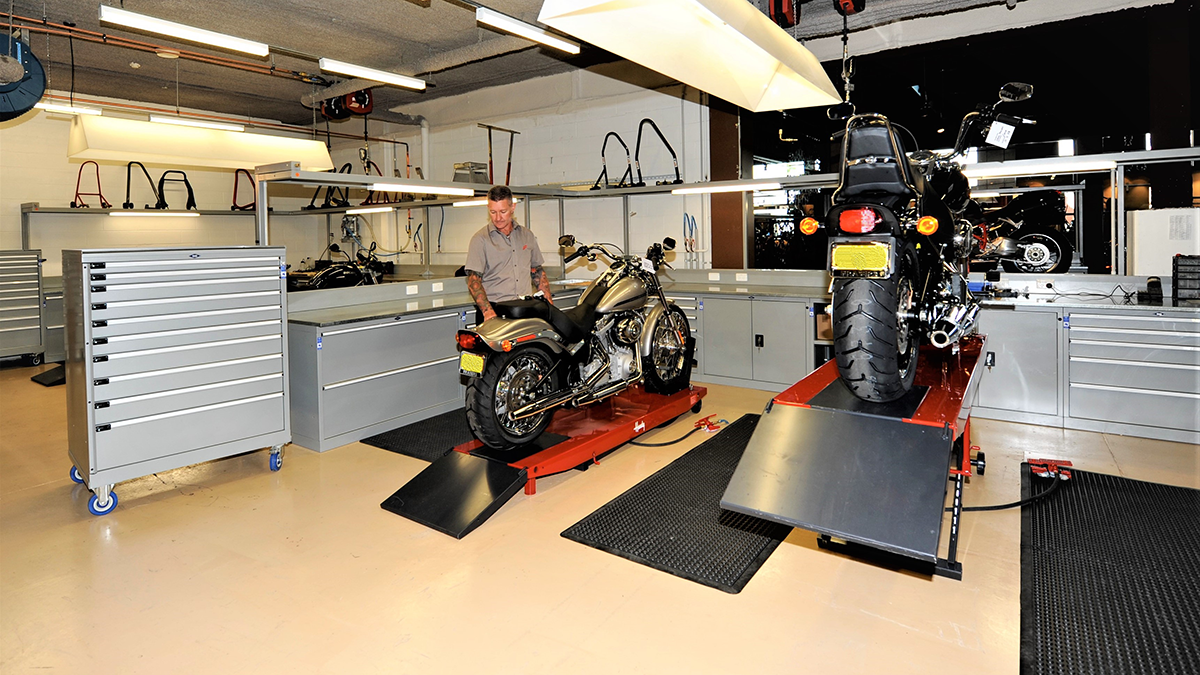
[831,241,891,276]
[459,352,485,376]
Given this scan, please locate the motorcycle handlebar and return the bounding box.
[996,112,1036,126]
[563,247,586,264]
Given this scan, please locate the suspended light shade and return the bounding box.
[537,0,840,112]
[67,115,334,171]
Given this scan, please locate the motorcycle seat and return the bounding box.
[494,298,591,344]
[837,124,927,206]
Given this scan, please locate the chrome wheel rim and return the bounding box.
[494,351,552,436]
[651,314,685,382]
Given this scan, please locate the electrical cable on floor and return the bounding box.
[947,473,1064,512]
[628,415,728,447]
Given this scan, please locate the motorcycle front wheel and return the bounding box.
[832,249,920,403]
[466,345,560,450]
[642,305,692,394]
[1001,226,1073,274]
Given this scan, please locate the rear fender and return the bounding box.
[472,317,566,354]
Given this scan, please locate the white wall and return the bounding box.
[0,96,326,276]
[331,66,713,275]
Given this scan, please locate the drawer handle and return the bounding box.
[93,355,108,363]
[91,286,107,293]
[92,303,107,311]
[90,262,107,270]
[92,320,108,328]
[96,424,111,433]
[92,337,108,346]
[91,274,107,282]
[94,401,110,409]
[94,378,110,386]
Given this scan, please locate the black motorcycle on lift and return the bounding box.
[804,82,1036,402]
[967,189,1074,273]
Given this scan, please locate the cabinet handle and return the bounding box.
[755,334,764,348]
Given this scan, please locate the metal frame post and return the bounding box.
[622,195,631,253]
[255,179,270,245]
[1114,163,1126,275]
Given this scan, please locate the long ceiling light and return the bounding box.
[672,180,781,195]
[109,211,201,218]
[98,6,270,57]
[476,7,580,55]
[150,115,245,132]
[961,158,1117,179]
[452,197,522,207]
[35,102,102,116]
[318,58,426,91]
[345,206,394,215]
[372,182,475,197]
[538,0,840,112]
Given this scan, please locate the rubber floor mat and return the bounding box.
[360,408,474,463]
[561,414,790,594]
[1022,466,1200,675]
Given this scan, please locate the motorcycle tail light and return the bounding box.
[456,331,479,351]
[839,208,880,233]
[501,339,514,352]
[799,217,819,235]
[916,215,939,235]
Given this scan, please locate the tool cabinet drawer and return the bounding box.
[89,275,283,303]
[1068,312,1200,335]
[92,304,282,339]
[90,289,283,321]
[320,311,460,383]
[1068,338,1200,366]
[1069,357,1200,394]
[322,356,460,438]
[94,374,284,425]
[92,263,283,286]
[93,318,284,356]
[92,334,283,378]
[1069,384,1200,432]
[0,326,40,348]
[94,254,282,275]
[95,353,285,400]
[93,393,286,470]
[1067,325,1199,348]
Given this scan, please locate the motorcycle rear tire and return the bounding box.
[832,256,920,403]
[1001,226,1073,274]
[642,305,692,395]
[466,345,559,450]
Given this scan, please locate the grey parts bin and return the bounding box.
[64,247,291,514]
[0,250,44,363]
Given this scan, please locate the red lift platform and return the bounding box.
[720,335,987,579]
[382,384,707,538]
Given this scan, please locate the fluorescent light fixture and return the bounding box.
[1057,139,1075,157]
[452,197,522,207]
[476,7,580,54]
[961,158,1116,179]
[35,102,102,115]
[539,0,840,112]
[98,6,269,57]
[318,58,426,91]
[371,182,475,197]
[150,115,245,132]
[345,206,394,215]
[969,191,1003,199]
[109,211,201,217]
[672,181,781,195]
[69,116,333,171]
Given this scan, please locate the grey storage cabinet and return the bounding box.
[41,276,65,363]
[64,247,291,515]
[0,250,44,364]
[973,306,1063,423]
[697,295,813,389]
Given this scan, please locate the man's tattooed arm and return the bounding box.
[531,265,553,305]
[466,270,495,321]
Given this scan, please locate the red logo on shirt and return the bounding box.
[523,245,527,250]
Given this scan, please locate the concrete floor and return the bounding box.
[1,361,1196,674]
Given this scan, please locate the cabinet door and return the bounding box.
[752,299,810,385]
[975,308,1060,415]
[701,297,753,380]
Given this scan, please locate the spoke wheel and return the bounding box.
[642,305,693,394]
[466,346,559,450]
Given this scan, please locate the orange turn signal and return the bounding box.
[916,215,939,235]
[799,217,819,235]
[501,339,513,352]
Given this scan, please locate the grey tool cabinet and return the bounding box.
[64,247,291,515]
[0,250,44,365]
[697,295,812,389]
[41,276,65,363]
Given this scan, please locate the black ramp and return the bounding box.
[1022,467,1200,675]
[721,402,952,562]
[381,451,527,539]
[361,408,474,462]
[561,415,791,594]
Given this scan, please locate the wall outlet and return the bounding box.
[708,272,721,281]
[432,282,443,292]
[736,272,748,282]
[406,284,419,295]
[1035,279,1054,291]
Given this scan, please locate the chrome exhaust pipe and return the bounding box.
[509,350,611,420]
[928,304,979,349]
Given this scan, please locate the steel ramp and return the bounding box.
[380,450,529,539]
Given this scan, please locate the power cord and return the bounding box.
[629,414,727,447]
[947,473,1064,512]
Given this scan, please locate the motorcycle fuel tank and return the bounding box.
[596,276,648,314]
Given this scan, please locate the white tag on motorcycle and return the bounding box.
[985,121,1015,149]
[641,258,656,273]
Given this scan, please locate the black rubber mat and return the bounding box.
[561,415,791,594]
[360,408,474,463]
[1021,466,1200,675]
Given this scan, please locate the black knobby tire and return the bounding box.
[642,305,693,395]
[465,345,559,450]
[1001,226,1073,274]
[832,253,920,403]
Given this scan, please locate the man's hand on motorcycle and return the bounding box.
[482,308,498,322]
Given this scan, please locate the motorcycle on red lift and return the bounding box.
[967,189,1074,274]
[455,237,694,449]
[807,82,1036,402]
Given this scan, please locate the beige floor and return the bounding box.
[1,362,1196,674]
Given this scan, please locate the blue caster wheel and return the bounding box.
[269,452,283,472]
[69,466,84,484]
[88,491,118,516]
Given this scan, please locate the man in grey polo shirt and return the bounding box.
[464,185,552,323]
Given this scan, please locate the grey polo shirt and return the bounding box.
[464,220,545,302]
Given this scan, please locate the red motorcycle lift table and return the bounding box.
[381,384,707,539]
[720,335,987,579]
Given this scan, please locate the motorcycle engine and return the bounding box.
[612,313,643,347]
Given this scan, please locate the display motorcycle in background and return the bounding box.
[456,237,694,450]
[286,242,389,291]
[967,189,1074,273]
[809,82,1036,402]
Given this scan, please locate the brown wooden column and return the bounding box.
[1145,0,1193,208]
[708,96,746,268]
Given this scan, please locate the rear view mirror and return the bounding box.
[662,237,676,251]
[558,234,576,247]
[999,82,1033,102]
[826,100,856,121]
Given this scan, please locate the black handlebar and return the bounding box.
[996,112,1036,126]
[563,248,586,264]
